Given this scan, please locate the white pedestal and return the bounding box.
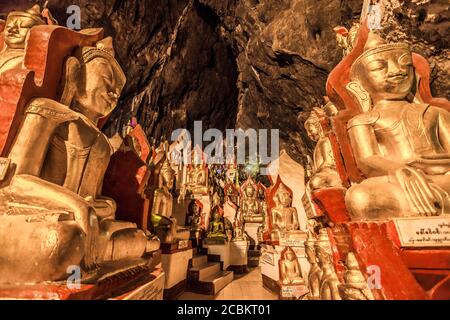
[205,241,231,270]
[224,200,237,223]
[260,244,310,285]
[245,223,260,246]
[161,248,193,291]
[230,240,249,266]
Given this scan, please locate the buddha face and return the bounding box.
[277,190,292,207]
[356,48,414,102]
[285,250,296,261]
[245,185,255,198]
[75,57,124,120]
[162,170,174,189]
[305,120,321,141]
[4,15,39,49]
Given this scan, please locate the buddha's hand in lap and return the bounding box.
[394,166,441,216]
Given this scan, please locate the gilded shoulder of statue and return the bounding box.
[26,98,79,123]
[347,111,380,130]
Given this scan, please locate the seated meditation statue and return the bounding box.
[184,155,208,196]
[185,199,204,244]
[339,252,374,300]
[304,105,342,190]
[345,32,450,219]
[0,4,51,74]
[0,36,159,284]
[239,179,263,223]
[279,247,305,285]
[206,207,227,240]
[270,183,301,241]
[315,229,341,300]
[305,231,322,300]
[151,158,190,243]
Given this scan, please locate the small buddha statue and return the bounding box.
[315,229,342,300]
[0,36,159,283]
[345,32,450,219]
[270,183,300,241]
[184,157,209,196]
[279,247,305,285]
[232,203,246,241]
[0,5,48,74]
[304,106,342,190]
[339,252,375,300]
[151,158,190,243]
[305,231,322,300]
[334,22,360,56]
[207,207,227,240]
[186,199,205,244]
[239,180,263,223]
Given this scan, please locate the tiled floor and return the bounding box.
[178,267,279,300]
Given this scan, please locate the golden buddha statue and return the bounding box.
[334,22,360,56]
[305,231,322,300]
[183,153,208,196]
[0,5,47,74]
[239,179,263,223]
[339,252,375,300]
[151,158,190,243]
[0,36,159,284]
[315,229,341,300]
[304,106,342,190]
[279,247,305,285]
[345,32,450,219]
[270,183,301,241]
[207,207,227,240]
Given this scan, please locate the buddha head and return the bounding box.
[314,228,333,266]
[160,158,175,189]
[61,37,126,123]
[283,247,297,262]
[3,5,46,50]
[245,184,255,198]
[304,231,317,263]
[350,32,415,104]
[275,183,292,207]
[304,108,324,142]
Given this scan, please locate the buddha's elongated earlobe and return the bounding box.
[346,80,372,112]
[59,56,81,106]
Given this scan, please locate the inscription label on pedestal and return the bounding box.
[279,238,304,247]
[280,285,309,299]
[260,251,275,266]
[394,217,450,247]
[178,240,189,250]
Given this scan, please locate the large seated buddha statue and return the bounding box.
[0,4,52,74]
[0,36,159,284]
[345,32,450,219]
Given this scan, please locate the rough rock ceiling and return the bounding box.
[1,0,449,165]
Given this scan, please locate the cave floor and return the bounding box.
[177,267,278,300]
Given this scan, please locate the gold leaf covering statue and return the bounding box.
[339,252,375,300]
[206,206,227,240]
[151,157,190,243]
[304,104,342,190]
[0,36,160,284]
[334,22,360,57]
[315,229,341,300]
[182,151,209,197]
[345,32,450,219]
[304,230,322,300]
[239,178,263,223]
[0,4,51,74]
[270,182,301,241]
[279,247,305,285]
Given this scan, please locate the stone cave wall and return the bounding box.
[1,0,449,165]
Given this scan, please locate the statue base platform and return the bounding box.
[161,247,194,300]
[259,244,310,294]
[160,240,192,254]
[0,263,165,300]
[227,240,249,274]
[244,223,261,246]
